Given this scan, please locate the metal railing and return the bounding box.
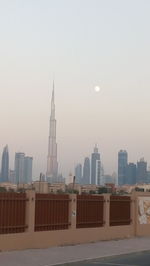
[34,194,70,231]
[76,195,104,228]
[0,192,27,234]
[110,195,131,226]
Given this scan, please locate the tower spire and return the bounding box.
[51,80,55,119]
[46,80,58,182]
[52,79,55,102]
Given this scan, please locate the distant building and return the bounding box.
[1,145,9,182]
[91,145,100,185]
[118,150,128,185]
[83,157,90,184]
[147,171,150,184]
[75,164,82,184]
[9,170,15,184]
[15,153,25,184]
[15,153,33,184]
[96,160,101,185]
[0,182,17,192]
[137,158,147,184]
[24,156,33,183]
[126,163,136,185]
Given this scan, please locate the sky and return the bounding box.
[0,0,150,178]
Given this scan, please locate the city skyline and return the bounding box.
[0,1,150,178]
[0,140,150,184]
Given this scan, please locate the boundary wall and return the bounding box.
[0,191,149,251]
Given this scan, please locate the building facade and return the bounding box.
[24,157,33,183]
[15,153,33,184]
[136,158,147,184]
[126,163,137,185]
[1,145,9,182]
[118,150,128,186]
[91,145,100,185]
[75,164,82,184]
[15,153,25,184]
[96,160,101,185]
[82,157,90,184]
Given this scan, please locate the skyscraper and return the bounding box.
[1,145,9,182]
[46,82,58,183]
[75,164,82,184]
[15,152,25,184]
[83,157,90,184]
[91,145,100,185]
[15,153,33,184]
[96,160,101,185]
[126,163,136,185]
[118,150,128,185]
[137,158,147,184]
[24,156,33,183]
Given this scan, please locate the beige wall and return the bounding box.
[134,192,150,237]
[0,191,149,251]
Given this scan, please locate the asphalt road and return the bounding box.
[59,251,150,266]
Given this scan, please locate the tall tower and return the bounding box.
[118,150,128,186]
[75,164,82,184]
[91,145,100,185]
[15,152,25,184]
[46,82,58,182]
[83,157,90,184]
[1,145,9,182]
[137,158,147,184]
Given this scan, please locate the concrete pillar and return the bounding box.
[133,192,140,237]
[25,190,36,233]
[130,191,136,236]
[103,194,110,229]
[69,194,77,229]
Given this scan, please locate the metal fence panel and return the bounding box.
[0,192,27,234]
[110,195,131,226]
[35,194,70,231]
[76,195,104,229]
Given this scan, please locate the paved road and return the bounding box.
[1,237,150,266]
[59,251,150,266]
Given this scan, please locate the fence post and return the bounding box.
[69,194,77,229]
[103,194,110,229]
[25,190,36,233]
[132,191,139,236]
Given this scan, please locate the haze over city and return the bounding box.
[0,0,150,179]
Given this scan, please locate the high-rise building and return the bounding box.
[83,157,90,184]
[1,145,9,182]
[118,150,128,186]
[9,170,16,184]
[147,170,150,184]
[137,158,147,184]
[46,82,58,183]
[24,156,33,183]
[126,163,137,185]
[14,153,33,184]
[96,160,101,185]
[15,152,25,184]
[91,145,100,185]
[75,164,82,184]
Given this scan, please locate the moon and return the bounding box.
[94,86,100,92]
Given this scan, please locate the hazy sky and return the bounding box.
[0,0,150,178]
